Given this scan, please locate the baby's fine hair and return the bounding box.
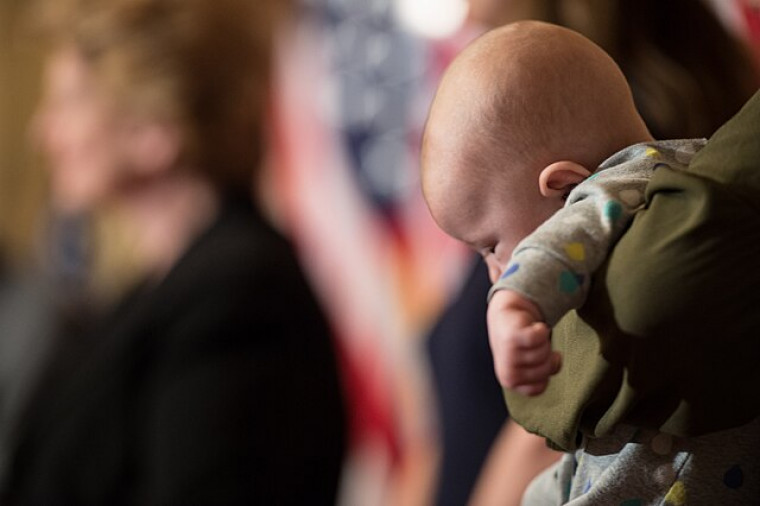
[455,21,650,175]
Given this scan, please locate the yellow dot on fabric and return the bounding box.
[564,242,586,262]
[651,433,673,455]
[664,481,686,505]
[645,147,660,158]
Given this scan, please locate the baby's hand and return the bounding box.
[487,290,562,396]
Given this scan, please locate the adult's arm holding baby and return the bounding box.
[594,89,760,437]
[504,90,760,450]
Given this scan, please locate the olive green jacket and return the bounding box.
[506,91,760,451]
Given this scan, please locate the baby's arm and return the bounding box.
[490,163,652,326]
[487,289,561,395]
[489,154,656,393]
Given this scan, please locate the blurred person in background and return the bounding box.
[425,0,759,504]
[0,0,98,486]
[0,0,346,503]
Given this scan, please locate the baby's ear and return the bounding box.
[538,161,592,198]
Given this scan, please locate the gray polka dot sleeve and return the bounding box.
[488,139,706,326]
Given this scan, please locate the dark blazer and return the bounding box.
[1,198,347,505]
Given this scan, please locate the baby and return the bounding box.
[421,21,704,396]
[422,20,760,504]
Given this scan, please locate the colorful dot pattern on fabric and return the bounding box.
[664,481,686,505]
[500,263,519,279]
[645,147,660,158]
[586,172,601,181]
[604,201,623,222]
[559,271,583,294]
[724,465,744,489]
[564,242,586,262]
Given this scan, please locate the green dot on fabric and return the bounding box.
[559,271,581,293]
[605,200,623,222]
[620,500,643,506]
[564,480,572,500]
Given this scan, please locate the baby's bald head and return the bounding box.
[422,21,651,222]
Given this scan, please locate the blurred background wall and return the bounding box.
[0,0,47,272]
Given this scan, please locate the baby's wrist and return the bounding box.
[489,289,543,322]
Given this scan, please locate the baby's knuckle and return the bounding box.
[502,371,521,388]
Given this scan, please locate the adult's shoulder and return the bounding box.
[167,198,310,304]
[686,90,760,198]
[148,197,329,350]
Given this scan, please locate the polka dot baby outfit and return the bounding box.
[497,138,760,504]
[488,139,706,326]
[522,416,760,504]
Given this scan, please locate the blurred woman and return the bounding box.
[0,0,346,503]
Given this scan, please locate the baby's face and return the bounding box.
[424,162,561,284]
[421,56,565,283]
